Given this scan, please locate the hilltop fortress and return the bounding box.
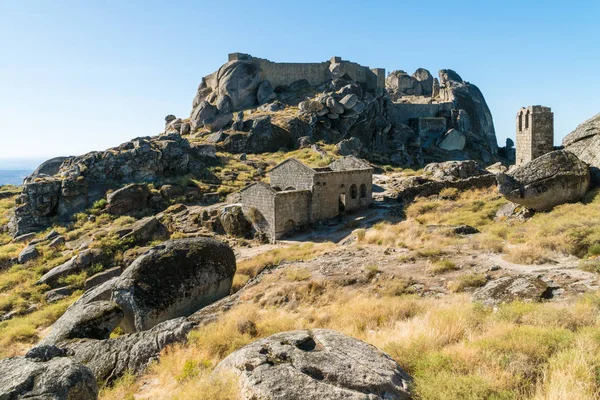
[10,53,500,237]
[184,53,498,166]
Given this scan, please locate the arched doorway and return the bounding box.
[350,184,358,199]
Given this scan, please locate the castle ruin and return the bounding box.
[516,106,554,165]
[239,156,373,241]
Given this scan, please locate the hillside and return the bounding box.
[2,53,600,400]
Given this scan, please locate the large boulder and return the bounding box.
[219,205,252,237]
[386,70,422,96]
[437,128,466,151]
[473,276,551,306]
[18,244,39,264]
[111,237,236,332]
[412,68,433,96]
[37,248,105,286]
[217,60,261,110]
[336,137,363,156]
[562,113,600,183]
[497,150,590,210]
[438,69,498,156]
[190,101,217,130]
[217,329,412,400]
[28,157,69,180]
[41,301,123,345]
[107,183,150,216]
[0,346,98,400]
[424,160,490,182]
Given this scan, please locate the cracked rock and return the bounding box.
[216,329,412,399]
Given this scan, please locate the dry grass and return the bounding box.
[428,258,459,275]
[235,242,335,281]
[100,282,600,400]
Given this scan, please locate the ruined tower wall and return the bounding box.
[516,106,554,165]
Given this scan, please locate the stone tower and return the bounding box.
[516,105,554,165]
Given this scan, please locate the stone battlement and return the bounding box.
[227,53,385,91]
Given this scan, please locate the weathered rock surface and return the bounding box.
[18,244,39,264]
[107,184,150,216]
[336,136,363,156]
[48,317,193,384]
[473,276,552,306]
[217,329,412,400]
[28,157,69,180]
[42,301,124,345]
[0,347,98,400]
[37,248,105,286]
[111,237,236,332]
[562,113,600,183]
[11,134,217,236]
[497,150,590,210]
[424,160,491,182]
[219,205,252,237]
[437,128,466,151]
[85,267,122,290]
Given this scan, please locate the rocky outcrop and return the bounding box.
[111,237,236,332]
[423,160,490,182]
[189,54,497,167]
[10,134,218,236]
[27,156,69,181]
[438,69,497,158]
[473,276,552,306]
[36,239,235,382]
[562,113,600,183]
[217,329,412,400]
[497,150,590,210]
[17,243,39,264]
[106,183,150,216]
[41,301,123,345]
[219,205,252,237]
[379,160,496,203]
[0,346,98,400]
[37,248,106,286]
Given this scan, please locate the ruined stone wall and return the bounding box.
[310,170,372,221]
[226,54,385,92]
[269,161,315,191]
[388,102,454,126]
[240,184,276,239]
[253,58,330,89]
[516,106,554,165]
[273,190,311,238]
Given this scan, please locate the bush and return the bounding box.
[428,259,459,275]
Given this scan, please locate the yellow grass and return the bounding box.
[100,282,600,400]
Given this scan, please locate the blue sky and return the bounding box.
[1,0,599,162]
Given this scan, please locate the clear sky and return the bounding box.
[1,0,599,162]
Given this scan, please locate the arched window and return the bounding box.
[284,186,296,191]
[518,112,523,131]
[360,184,367,198]
[525,110,530,129]
[350,184,357,199]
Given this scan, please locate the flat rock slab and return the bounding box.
[473,275,552,306]
[217,329,412,400]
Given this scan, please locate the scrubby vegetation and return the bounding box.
[101,279,600,400]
